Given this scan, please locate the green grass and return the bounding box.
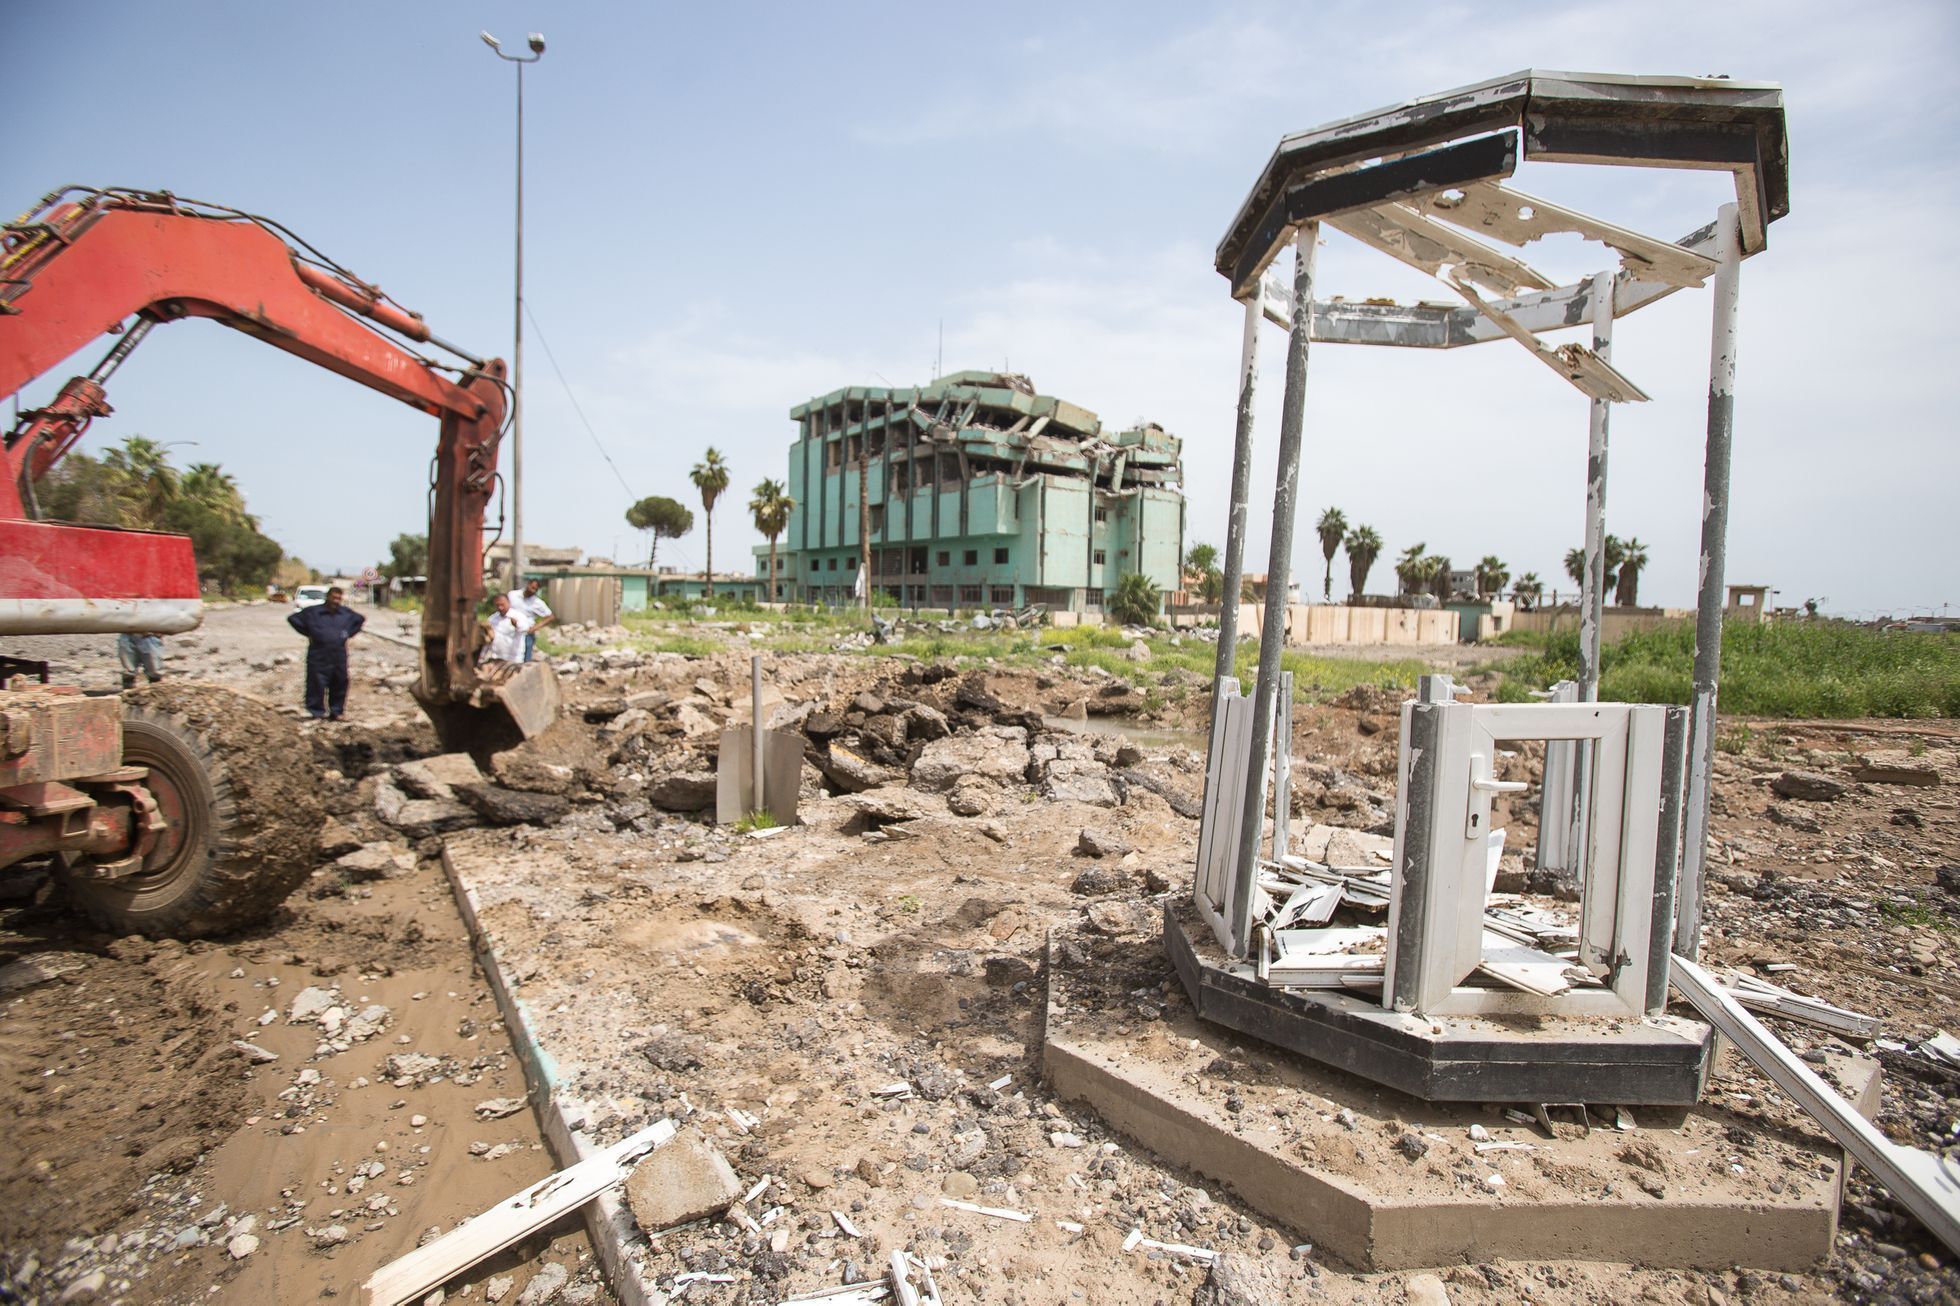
[1495,620,1960,719]
[733,809,779,833]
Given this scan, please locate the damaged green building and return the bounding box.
[755,371,1184,615]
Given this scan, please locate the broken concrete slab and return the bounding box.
[336,842,416,882]
[821,742,898,793]
[1852,750,1946,787]
[648,771,718,812]
[623,1129,742,1233]
[1770,771,1845,802]
[455,783,571,826]
[910,728,1031,792]
[395,753,487,802]
[374,777,477,838]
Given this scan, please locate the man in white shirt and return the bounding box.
[506,579,554,662]
[480,592,533,664]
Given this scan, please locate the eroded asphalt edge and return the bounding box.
[441,841,664,1306]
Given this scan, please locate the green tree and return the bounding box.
[1474,555,1510,599]
[1512,572,1543,608]
[101,435,179,526]
[1343,525,1382,599]
[1615,538,1649,607]
[748,478,795,603]
[1314,507,1347,601]
[625,495,693,569]
[690,447,732,597]
[381,533,428,579]
[1185,542,1218,580]
[1108,572,1162,626]
[1394,542,1429,595]
[181,462,247,523]
[1564,546,1587,590]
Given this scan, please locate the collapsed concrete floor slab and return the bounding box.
[1043,918,1877,1272]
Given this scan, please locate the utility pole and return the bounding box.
[481,30,545,588]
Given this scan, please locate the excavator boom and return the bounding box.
[0,187,529,729]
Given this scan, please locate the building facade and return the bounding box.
[755,371,1184,614]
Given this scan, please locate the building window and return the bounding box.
[847,558,858,572]
[931,585,953,605]
[936,550,950,567]
[827,557,838,571]
[963,549,978,566]
[808,557,819,571]
[994,547,1009,565]
[869,504,885,533]
[1094,549,1106,566]
[1084,589,1103,608]
[959,585,982,603]
[990,586,1014,605]
[827,441,842,469]
[1094,507,1108,524]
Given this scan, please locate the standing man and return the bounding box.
[480,592,532,664]
[116,632,165,689]
[507,577,554,662]
[287,585,364,720]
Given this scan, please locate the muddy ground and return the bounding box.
[2,604,1956,1305]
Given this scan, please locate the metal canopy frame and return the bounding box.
[1197,70,1788,980]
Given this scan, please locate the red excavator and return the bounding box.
[0,186,559,935]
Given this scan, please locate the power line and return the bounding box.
[522,301,638,500]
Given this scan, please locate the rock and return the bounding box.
[1852,750,1944,786]
[860,713,908,755]
[1040,766,1119,807]
[232,1040,279,1064]
[1404,1272,1452,1306]
[623,1129,743,1233]
[345,1004,391,1041]
[1126,640,1152,662]
[58,1271,107,1302]
[516,1262,569,1305]
[648,771,718,812]
[1769,770,1845,802]
[954,675,1006,715]
[903,704,951,741]
[946,780,993,817]
[486,1276,515,1303]
[317,818,363,859]
[1193,1254,1295,1306]
[336,842,415,882]
[227,1233,260,1260]
[674,702,724,738]
[310,1224,349,1249]
[852,690,888,715]
[1113,742,1146,767]
[848,788,940,825]
[1084,900,1150,936]
[490,751,578,795]
[1113,768,1202,819]
[581,698,628,723]
[288,985,338,1023]
[1076,827,1132,858]
[374,778,477,838]
[912,729,1032,791]
[385,1052,442,1079]
[1070,867,1132,896]
[820,742,898,793]
[803,712,845,741]
[394,753,486,801]
[1396,1132,1429,1160]
[475,1096,527,1121]
[942,1171,978,1200]
[455,782,570,826]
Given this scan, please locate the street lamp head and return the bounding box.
[480,30,501,49]
[526,32,546,54]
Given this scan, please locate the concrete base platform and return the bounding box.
[1168,903,1715,1104]
[1043,923,1873,1272]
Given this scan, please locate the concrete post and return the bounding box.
[1678,203,1743,963]
[1214,296,1262,687]
[751,654,765,811]
[1227,226,1317,953]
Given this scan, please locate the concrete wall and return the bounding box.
[1167,603,1458,645]
[1510,606,1692,641]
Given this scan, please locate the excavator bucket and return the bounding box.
[478,659,561,739]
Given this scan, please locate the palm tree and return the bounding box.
[690,447,731,598]
[182,462,248,524]
[1564,546,1587,590]
[1512,572,1543,609]
[1474,555,1510,599]
[1615,538,1649,607]
[1108,572,1162,626]
[103,435,178,527]
[1344,525,1382,599]
[748,478,795,603]
[1394,542,1429,596]
[1427,553,1453,603]
[1314,507,1346,601]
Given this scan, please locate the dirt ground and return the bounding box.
[3,604,1956,1305]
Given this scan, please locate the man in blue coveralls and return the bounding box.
[287,586,365,720]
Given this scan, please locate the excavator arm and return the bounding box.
[0,188,525,731]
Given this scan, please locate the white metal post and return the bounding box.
[1213,297,1262,688]
[1678,204,1744,962]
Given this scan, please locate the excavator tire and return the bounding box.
[59,684,322,938]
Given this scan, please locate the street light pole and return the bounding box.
[481,30,545,590]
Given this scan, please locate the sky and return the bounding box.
[10,0,1957,619]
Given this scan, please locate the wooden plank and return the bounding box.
[362,1120,677,1306]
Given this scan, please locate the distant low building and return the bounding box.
[755,371,1184,614]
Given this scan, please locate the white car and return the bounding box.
[293,585,330,609]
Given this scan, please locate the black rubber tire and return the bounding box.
[59,684,323,938]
